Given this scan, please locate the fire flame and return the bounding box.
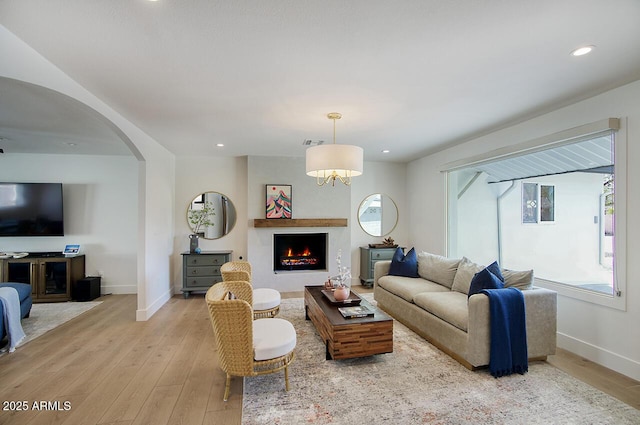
[284,247,311,257]
[281,246,318,266]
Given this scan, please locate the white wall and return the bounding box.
[1,25,176,320]
[350,161,408,280]
[448,170,501,264]
[451,171,607,283]
[246,156,351,292]
[407,79,640,380]
[0,154,138,293]
[501,174,606,283]
[173,156,248,294]
[139,151,175,320]
[173,156,408,292]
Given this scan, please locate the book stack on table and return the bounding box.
[338,305,374,319]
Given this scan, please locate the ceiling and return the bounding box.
[0,78,134,156]
[473,133,614,183]
[1,0,640,162]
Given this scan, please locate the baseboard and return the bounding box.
[102,284,137,294]
[557,332,640,381]
[136,288,172,321]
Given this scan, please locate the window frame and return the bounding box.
[442,118,626,311]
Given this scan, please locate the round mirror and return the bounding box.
[187,192,237,239]
[357,193,398,237]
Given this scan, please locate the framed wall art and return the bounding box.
[266,184,292,219]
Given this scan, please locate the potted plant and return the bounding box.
[187,201,215,253]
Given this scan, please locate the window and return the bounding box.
[540,185,555,222]
[445,118,625,309]
[522,183,555,223]
[522,183,538,223]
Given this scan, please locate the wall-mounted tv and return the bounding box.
[0,183,64,237]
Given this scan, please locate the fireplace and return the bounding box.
[274,233,327,272]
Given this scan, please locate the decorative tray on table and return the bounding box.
[321,289,362,306]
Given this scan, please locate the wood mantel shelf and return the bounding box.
[253,218,348,228]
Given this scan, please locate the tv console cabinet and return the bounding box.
[0,252,85,302]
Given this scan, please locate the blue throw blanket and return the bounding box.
[479,287,528,377]
[0,287,26,352]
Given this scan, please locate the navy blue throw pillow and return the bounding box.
[468,267,504,298]
[485,261,505,282]
[388,247,419,278]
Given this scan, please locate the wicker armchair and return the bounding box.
[220,260,252,282]
[220,261,281,319]
[206,281,296,401]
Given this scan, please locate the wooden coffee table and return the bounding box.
[304,285,393,360]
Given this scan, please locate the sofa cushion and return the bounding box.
[502,269,534,290]
[451,257,483,294]
[413,291,470,332]
[378,275,449,303]
[468,267,504,297]
[388,247,419,278]
[485,261,505,282]
[253,318,296,361]
[417,252,461,289]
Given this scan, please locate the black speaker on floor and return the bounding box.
[74,276,101,301]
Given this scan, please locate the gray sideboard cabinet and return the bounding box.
[181,251,232,298]
[359,246,398,287]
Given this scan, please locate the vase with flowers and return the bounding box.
[332,249,352,301]
[187,201,216,253]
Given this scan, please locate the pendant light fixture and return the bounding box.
[305,112,364,186]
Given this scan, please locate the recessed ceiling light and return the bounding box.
[65,142,76,147]
[571,45,595,57]
[381,149,390,153]
[216,143,224,147]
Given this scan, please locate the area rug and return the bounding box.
[1,301,101,354]
[242,296,640,425]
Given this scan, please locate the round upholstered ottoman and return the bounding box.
[252,288,281,319]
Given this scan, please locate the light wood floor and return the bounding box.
[0,288,637,425]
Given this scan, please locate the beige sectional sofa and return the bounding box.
[373,252,557,369]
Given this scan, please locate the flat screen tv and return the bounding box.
[0,183,64,237]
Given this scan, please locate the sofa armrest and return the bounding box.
[521,287,557,356]
[373,260,392,288]
[467,286,557,366]
[467,293,491,365]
